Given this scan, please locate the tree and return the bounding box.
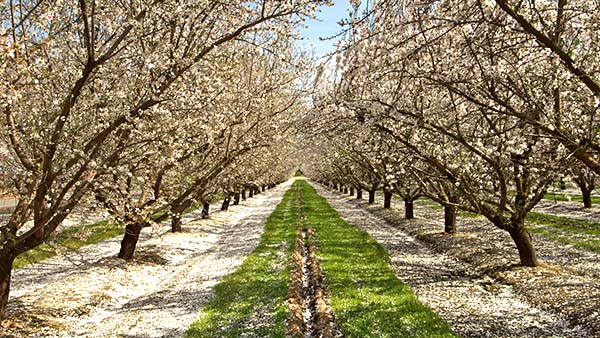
[307,0,575,267]
[95,24,317,258]
[0,0,329,319]
[568,164,597,208]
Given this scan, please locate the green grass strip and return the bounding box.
[13,201,209,269]
[301,181,457,337]
[412,197,482,219]
[413,195,600,253]
[543,192,600,204]
[527,212,600,253]
[14,220,123,269]
[185,185,298,337]
[413,198,443,209]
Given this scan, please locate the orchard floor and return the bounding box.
[314,183,600,337]
[2,179,599,338]
[1,180,292,338]
[534,198,600,223]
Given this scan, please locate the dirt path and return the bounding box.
[286,182,340,338]
[5,180,292,338]
[312,183,591,338]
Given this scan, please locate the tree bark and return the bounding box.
[508,226,539,267]
[249,188,254,198]
[118,222,144,260]
[349,187,354,196]
[343,187,348,194]
[201,201,210,219]
[233,192,240,205]
[368,190,375,204]
[170,200,191,233]
[262,186,266,192]
[559,178,566,190]
[404,199,414,219]
[221,196,231,211]
[444,205,456,233]
[357,188,362,199]
[0,255,15,320]
[383,191,392,209]
[241,188,247,201]
[171,214,182,233]
[582,188,593,208]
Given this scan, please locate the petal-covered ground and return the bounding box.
[3,180,292,338]
[3,179,599,337]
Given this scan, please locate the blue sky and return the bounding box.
[298,1,352,59]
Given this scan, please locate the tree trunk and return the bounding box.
[582,188,593,208]
[349,187,354,196]
[249,188,254,198]
[233,192,240,205]
[383,191,392,209]
[560,178,566,190]
[508,226,538,267]
[262,186,266,192]
[343,187,348,194]
[171,201,190,233]
[357,188,362,199]
[171,214,182,233]
[0,255,15,320]
[444,205,456,233]
[118,222,143,260]
[242,188,247,201]
[368,190,375,204]
[201,201,210,219]
[221,197,231,211]
[404,199,414,219]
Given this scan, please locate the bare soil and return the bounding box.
[286,185,340,338]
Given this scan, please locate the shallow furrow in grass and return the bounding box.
[299,180,456,338]
[186,179,455,337]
